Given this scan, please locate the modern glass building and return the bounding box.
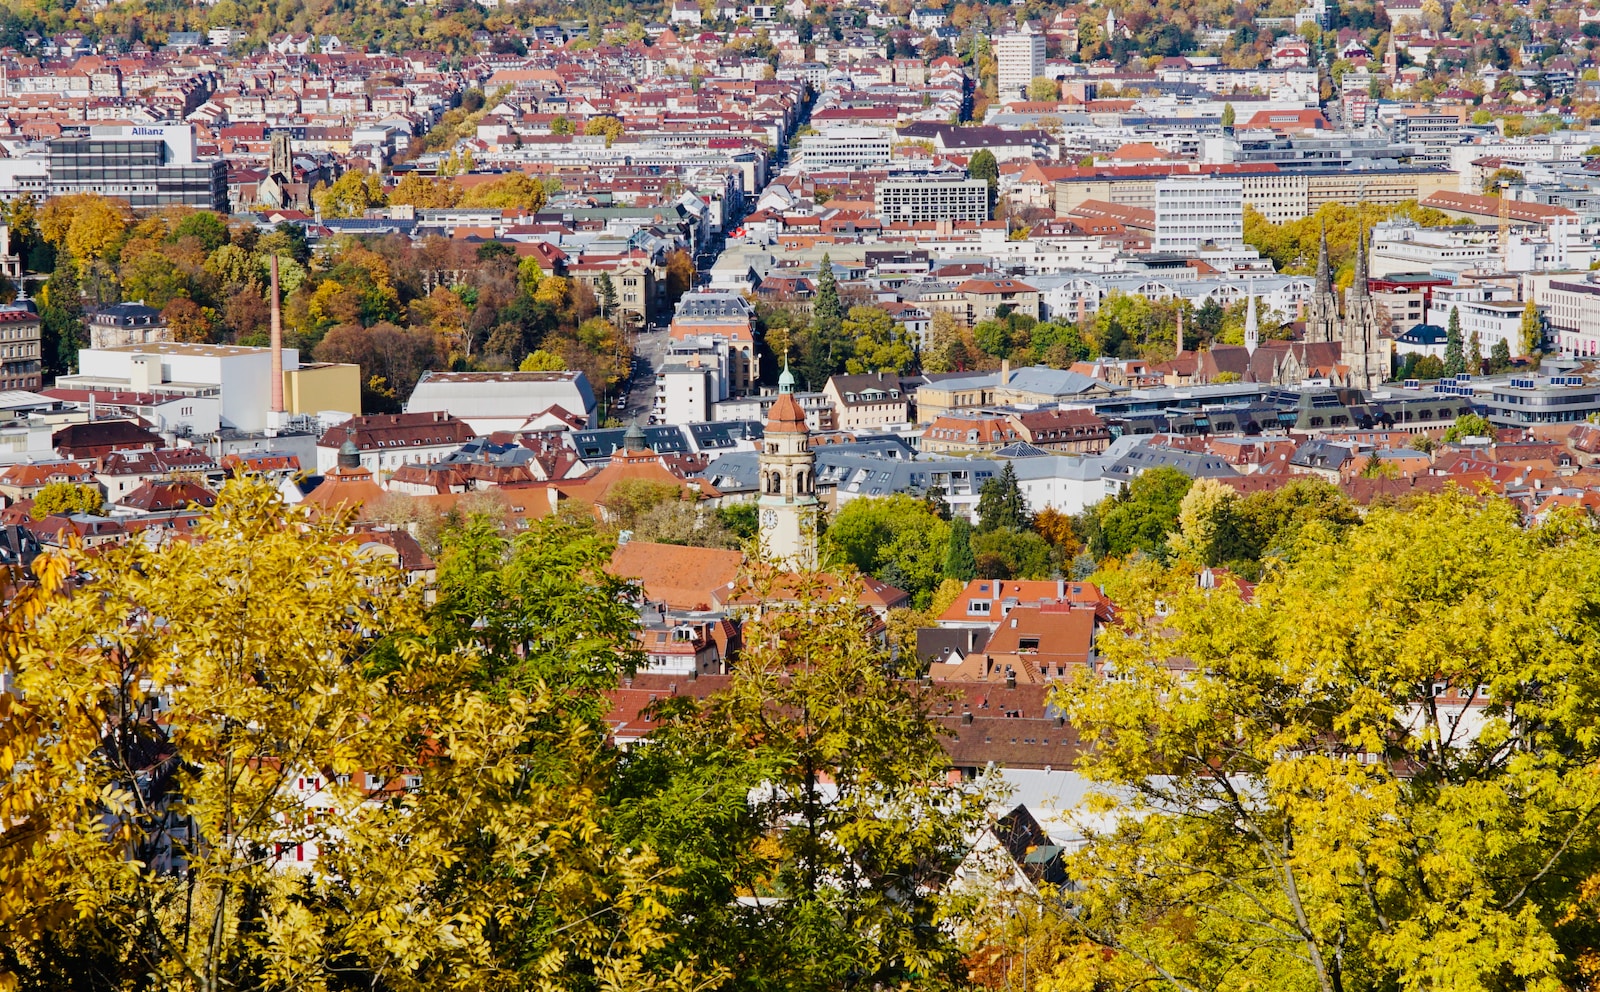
[47,126,227,212]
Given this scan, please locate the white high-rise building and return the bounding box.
[995,27,1046,100]
[1154,177,1245,252]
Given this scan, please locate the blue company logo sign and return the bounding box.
[131,127,169,136]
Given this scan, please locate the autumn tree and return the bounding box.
[519,348,566,371]
[584,115,626,147]
[1520,300,1544,355]
[460,172,548,211]
[38,193,128,299]
[0,482,716,990]
[389,172,465,208]
[610,576,993,991]
[1032,505,1081,562]
[28,481,102,519]
[313,169,387,218]
[664,249,696,308]
[1027,75,1059,101]
[161,297,219,343]
[1038,492,1600,992]
[601,478,687,532]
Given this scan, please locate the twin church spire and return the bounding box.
[1303,221,1386,390]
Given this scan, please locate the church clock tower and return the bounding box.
[758,361,818,569]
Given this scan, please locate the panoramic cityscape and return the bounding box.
[2,0,1600,986]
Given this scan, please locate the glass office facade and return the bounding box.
[48,138,228,212]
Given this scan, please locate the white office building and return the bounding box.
[876,174,990,224]
[1425,285,1526,358]
[796,128,893,170]
[1538,277,1599,355]
[995,27,1046,99]
[1154,177,1245,252]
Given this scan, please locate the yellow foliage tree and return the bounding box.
[533,274,569,308]
[519,348,566,371]
[460,172,548,211]
[313,170,386,219]
[0,480,724,991]
[389,172,464,208]
[1024,492,1600,992]
[38,194,128,274]
[584,115,626,147]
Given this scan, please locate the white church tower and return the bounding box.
[758,361,818,570]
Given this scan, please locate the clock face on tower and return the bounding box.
[761,509,777,528]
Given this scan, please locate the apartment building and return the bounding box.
[995,27,1046,99]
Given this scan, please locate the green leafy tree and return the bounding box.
[1444,305,1465,375]
[39,252,85,376]
[1032,320,1092,366]
[823,493,951,607]
[975,462,1030,533]
[170,211,230,253]
[812,253,841,334]
[841,304,915,374]
[943,515,977,582]
[1093,466,1193,560]
[1221,101,1236,127]
[1232,477,1361,564]
[1443,411,1495,442]
[597,271,618,320]
[715,501,758,540]
[971,526,1053,580]
[1489,336,1513,372]
[1468,328,1483,372]
[967,149,998,215]
[1042,493,1600,992]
